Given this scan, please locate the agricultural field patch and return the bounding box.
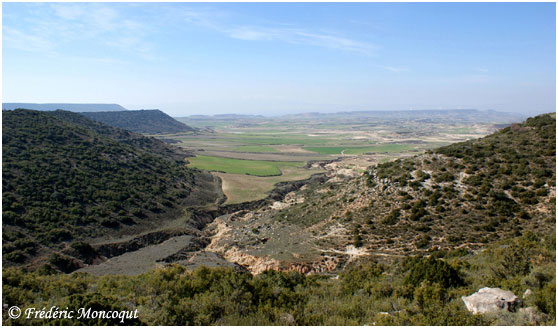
[215,166,324,204]
[187,155,305,176]
[303,144,418,155]
[232,145,279,153]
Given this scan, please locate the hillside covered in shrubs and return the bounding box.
[2,109,222,270]
[1,112,555,326]
[284,113,556,255]
[81,109,196,134]
[2,231,554,325]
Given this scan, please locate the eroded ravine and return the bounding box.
[76,169,338,275]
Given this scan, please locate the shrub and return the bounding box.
[403,257,464,288]
[534,283,556,317]
[381,209,400,225]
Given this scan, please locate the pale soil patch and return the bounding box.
[316,223,348,240]
[269,193,304,210]
[175,251,237,270]
[205,216,283,274]
[314,245,368,262]
[271,145,316,154]
[454,171,470,194]
[345,245,369,256]
[270,201,290,210]
[77,235,193,276]
[206,219,232,250]
[326,164,361,183]
[370,252,406,258]
[534,189,556,215]
[223,247,282,274]
[283,191,304,204]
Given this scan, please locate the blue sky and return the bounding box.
[2,2,556,116]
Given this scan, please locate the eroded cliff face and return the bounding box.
[203,213,347,275]
[190,162,373,275]
[202,215,346,275]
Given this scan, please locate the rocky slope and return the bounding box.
[185,113,555,274]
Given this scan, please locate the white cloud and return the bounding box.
[2,26,56,54]
[4,3,376,62]
[293,31,375,55]
[171,6,376,55]
[223,26,376,55]
[5,3,154,60]
[51,4,85,20]
[382,66,409,72]
[228,27,278,41]
[86,6,120,31]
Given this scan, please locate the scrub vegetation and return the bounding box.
[2,109,222,270]
[2,110,554,326]
[3,231,554,325]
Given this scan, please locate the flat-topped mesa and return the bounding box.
[2,103,127,112]
[80,109,196,134]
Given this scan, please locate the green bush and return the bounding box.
[403,256,464,289]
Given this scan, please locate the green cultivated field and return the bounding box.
[187,155,305,176]
[217,134,335,146]
[165,113,501,203]
[303,144,416,155]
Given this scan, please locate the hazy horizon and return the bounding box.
[3,2,556,117]
[2,102,546,119]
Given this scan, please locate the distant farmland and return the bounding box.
[232,145,279,153]
[187,155,305,176]
[170,112,501,204]
[303,144,417,155]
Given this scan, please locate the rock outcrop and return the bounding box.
[461,287,521,314]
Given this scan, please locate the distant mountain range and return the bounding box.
[280,109,528,124]
[2,103,127,112]
[185,114,267,120]
[182,109,527,124]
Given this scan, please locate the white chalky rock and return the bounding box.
[461,287,521,314]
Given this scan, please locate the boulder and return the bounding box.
[461,287,521,314]
[522,288,533,298]
[279,313,295,325]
